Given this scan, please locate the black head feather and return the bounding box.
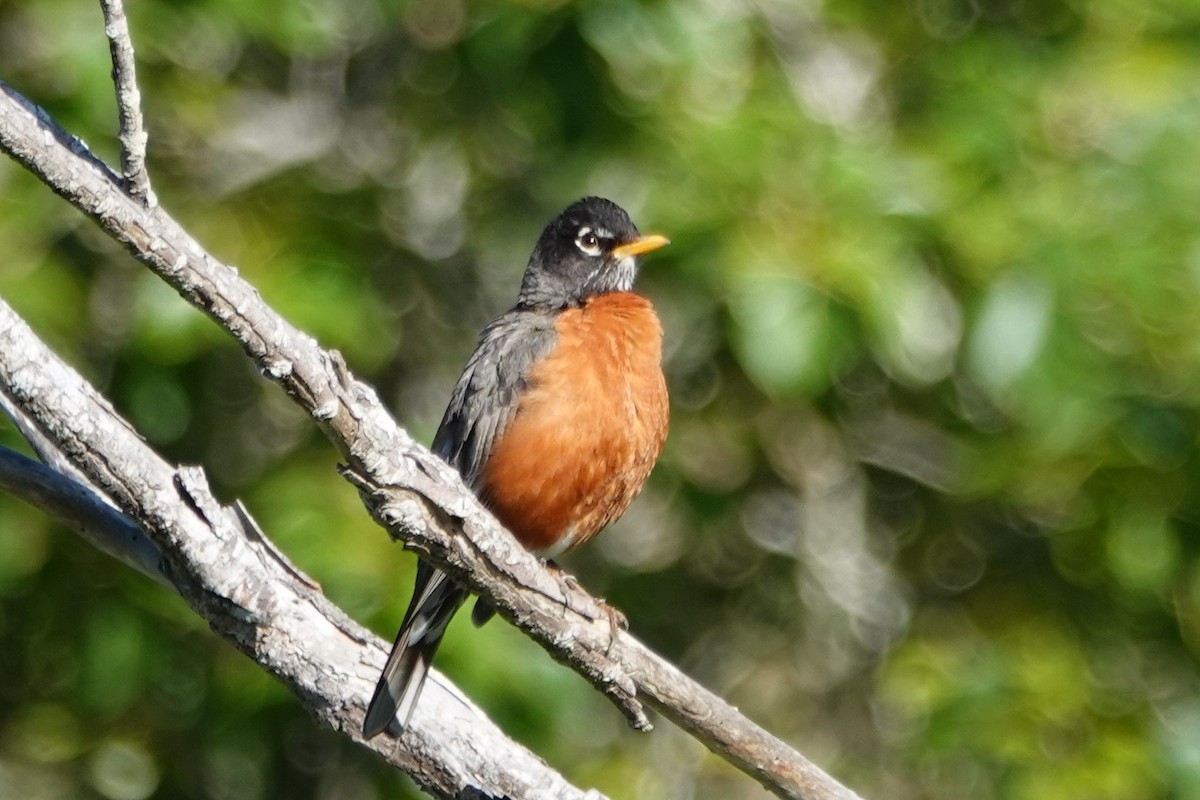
[517,197,664,309]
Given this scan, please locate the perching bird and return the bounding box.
[363,196,670,738]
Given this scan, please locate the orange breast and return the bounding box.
[480,292,669,556]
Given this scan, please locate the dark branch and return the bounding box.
[0,443,170,586]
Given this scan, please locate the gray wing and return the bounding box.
[362,309,558,738]
[432,308,558,490]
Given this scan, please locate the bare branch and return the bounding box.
[0,294,605,800]
[0,81,863,799]
[97,0,153,205]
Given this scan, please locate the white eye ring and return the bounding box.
[575,227,602,257]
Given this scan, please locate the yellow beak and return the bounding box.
[611,234,670,259]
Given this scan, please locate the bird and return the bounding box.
[362,196,670,739]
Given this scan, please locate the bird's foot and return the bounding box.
[599,598,629,634]
[545,561,627,632]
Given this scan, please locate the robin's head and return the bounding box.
[517,196,669,309]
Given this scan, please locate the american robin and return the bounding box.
[362,196,670,739]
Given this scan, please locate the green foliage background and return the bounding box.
[2,0,1200,798]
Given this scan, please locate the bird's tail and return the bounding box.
[362,562,467,738]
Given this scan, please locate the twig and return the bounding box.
[0,294,604,800]
[0,81,863,800]
[98,0,154,205]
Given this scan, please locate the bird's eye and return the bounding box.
[575,228,602,257]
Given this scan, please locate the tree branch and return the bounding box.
[97,0,153,205]
[0,294,605,800]
[0,67,863,800]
